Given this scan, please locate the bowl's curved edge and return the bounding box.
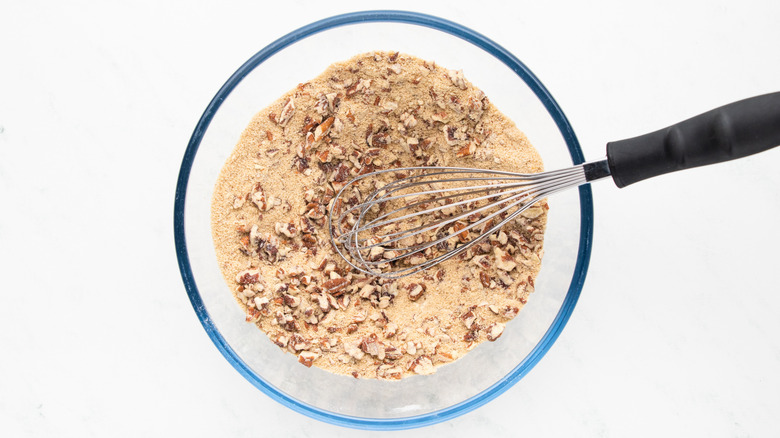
[173,9,594,431]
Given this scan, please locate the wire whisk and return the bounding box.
[328,161,610,279]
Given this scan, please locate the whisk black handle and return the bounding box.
[606,92,780,188]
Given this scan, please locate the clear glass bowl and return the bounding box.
[174,10,593,430]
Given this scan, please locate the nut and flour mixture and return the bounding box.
[211,51,548,379]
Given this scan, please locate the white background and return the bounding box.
[2,0,779,436]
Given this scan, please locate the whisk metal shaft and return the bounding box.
[329,159,611,279]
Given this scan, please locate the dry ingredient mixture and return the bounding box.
[211,51,548,379]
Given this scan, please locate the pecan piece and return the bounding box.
[330,163,350,183]
[289,333,310,351]
[367,131,390,148]
[253,296,270,313]
[245,307,261,323]
[494,247,517,271]
[452,221,469,242]
[277,97,295,126]
[446,69,467,89]
[298,351,318,367]
[463,330,479,342]
[486,323,505,342]
[408,355,435,375]
[274,221,298,238]
[456,142,477,157]
[292,155,309,173]
[313,116,334,141]
[344,339,365,360]
[305,204,325,220]
[461,309,477,329]
[479,270,490,288]
[322,277,349,296]
[313,94,329,115]
[301,115,319,134]
[250,183,267,211]
[521,206,545,219]
[282,293,301,308]
[400,112,417,129]
[273,333,288,348]
[408,283,425,301]
[360,334,385,360]
[235,268,260,285]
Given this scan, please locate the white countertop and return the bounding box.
[2,1,779,436]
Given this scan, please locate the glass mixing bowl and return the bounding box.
[174,10,593,430]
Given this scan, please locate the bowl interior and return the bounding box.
[178,12,589,428]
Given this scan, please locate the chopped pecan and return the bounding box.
[301,115,319,133]
[273,333,288,348]
[330,162,350,183]
[503,306,520,317]
[344,339,365,360]
[384,346,403,361]
[408,355,435,375]
[463,330,479,342]
[313,116,334,141]
[322,277,349,296]
[250,183,267,211]
[245,307,261,323]
[236,268,260,285]
[253,296,270,313]
[275,311,299,332]
[494,247,517,271]
[274,221,298,238]
[452,221,469,242]
[313,94,329,115]
[312,293,330,313]
[456,142,477,157]
[461,309,477,329]
[383,322,398,338]
[479,271,490,288]
[360,334,385,360]
[446,69,467,89]
[277,97,295,125]
[400,112,417,129]
[305,204,325,220]
[486,323,505,342]
[292,155,309,173]
[408,283,425,301]
[298,351,318,367]
[282,293,301,308]
[521,206,545,219]
[471,254,490,269]
[301,233,317,249]
[289,333,310,351]
[367,131,390,148]
[443,125,468,146]
[345,108,356,123]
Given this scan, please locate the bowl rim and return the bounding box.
[174,9,594,431]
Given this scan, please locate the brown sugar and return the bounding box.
[211,51,547,379]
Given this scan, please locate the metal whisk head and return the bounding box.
[329,161,608,279]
